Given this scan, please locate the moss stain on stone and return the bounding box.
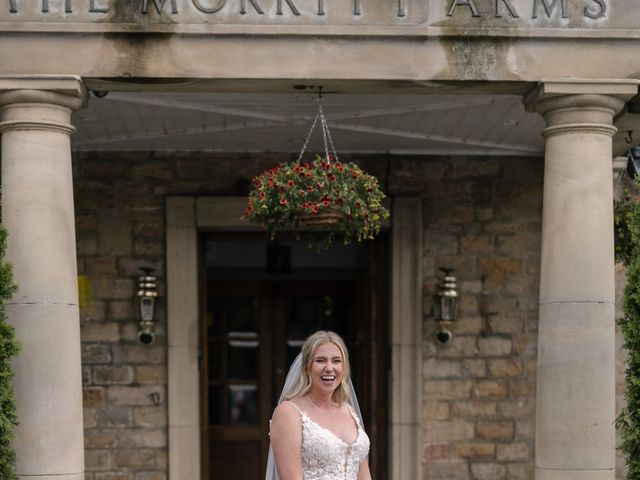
[436,35,517,81]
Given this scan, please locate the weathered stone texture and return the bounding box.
[421,157,540,479]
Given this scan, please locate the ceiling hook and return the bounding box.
[626,130,634,144]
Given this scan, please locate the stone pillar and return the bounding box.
[0,77,87,480]
[526,80,638,480]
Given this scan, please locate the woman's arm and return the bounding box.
[269,402,303,480]
[357,459,372,480]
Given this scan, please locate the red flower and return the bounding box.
[351,170,360,178]
[287,180,295,187]
[307,185,314,192]
[317,182,325,190]
[327,154,335,161]
[321,162,331,171]
[259,192,266,199]
[322,200,331,207]
[328,173,336,182]
[280,197,288,206]
[299,190,306,197]
[335,162,344,172]
[267,179,275,187]
[311,205,319,213]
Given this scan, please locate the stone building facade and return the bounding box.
[2,2,640,480]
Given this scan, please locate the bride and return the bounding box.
[266,330,372,480]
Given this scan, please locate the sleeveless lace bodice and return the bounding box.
[290,402,370,480]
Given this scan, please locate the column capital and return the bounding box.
[524,79,639,138]
[0,75,87,112]
[525,78,639,108]
[0,75,86,99]
[0,76,87,136]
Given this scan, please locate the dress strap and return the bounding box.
[286,400,305,417]
[346,404,361,425]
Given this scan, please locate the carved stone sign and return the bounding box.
[0,0,628,32]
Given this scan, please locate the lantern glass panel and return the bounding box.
[433,296,442,321]
[140,296,155,321]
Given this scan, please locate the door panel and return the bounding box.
[202,283,271,479]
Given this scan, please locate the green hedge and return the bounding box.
[616,189,640,478]
[0,225,18,479]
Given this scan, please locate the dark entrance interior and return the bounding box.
[199,234,389,480]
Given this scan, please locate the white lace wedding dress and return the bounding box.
[289,402,370,480]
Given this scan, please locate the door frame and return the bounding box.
[166,196,423,480]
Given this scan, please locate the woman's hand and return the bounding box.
[357,459,372,480]
[270,402,304,480]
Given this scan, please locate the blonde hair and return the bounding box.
[284,330,351,404]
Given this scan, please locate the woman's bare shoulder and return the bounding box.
[272,400,304,422]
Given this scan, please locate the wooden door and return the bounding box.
[201,282,273,480]
[200,237,389,480]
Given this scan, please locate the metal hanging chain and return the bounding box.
[318,103,339,163]
[296,93,340,164]
[295,108,320,164]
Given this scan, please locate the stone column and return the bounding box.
[0,77,87,480]
[526,80,638,480]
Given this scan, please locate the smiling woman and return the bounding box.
[267,331,371,480]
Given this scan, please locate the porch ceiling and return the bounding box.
[72,92,546,156]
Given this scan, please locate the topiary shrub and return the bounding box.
[0,223,19,479]
[615,185,640,478]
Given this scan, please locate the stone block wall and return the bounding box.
[409,156,542,480]
[73,152,628,480]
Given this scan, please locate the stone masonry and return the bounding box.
[74,152,629,480]
[410,156,541,480]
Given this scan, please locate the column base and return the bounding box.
[536,467,614,480]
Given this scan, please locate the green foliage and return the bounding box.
[616,185,640,478]
[616,192,636,266]
[0,226,19,480]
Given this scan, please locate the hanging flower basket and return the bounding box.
[243,154,389,245]
[243,96,389,247]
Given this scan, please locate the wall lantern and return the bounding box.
[136,267,158,345]
[433,267,459,344]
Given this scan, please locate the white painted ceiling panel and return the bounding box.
[72,92,546,156]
